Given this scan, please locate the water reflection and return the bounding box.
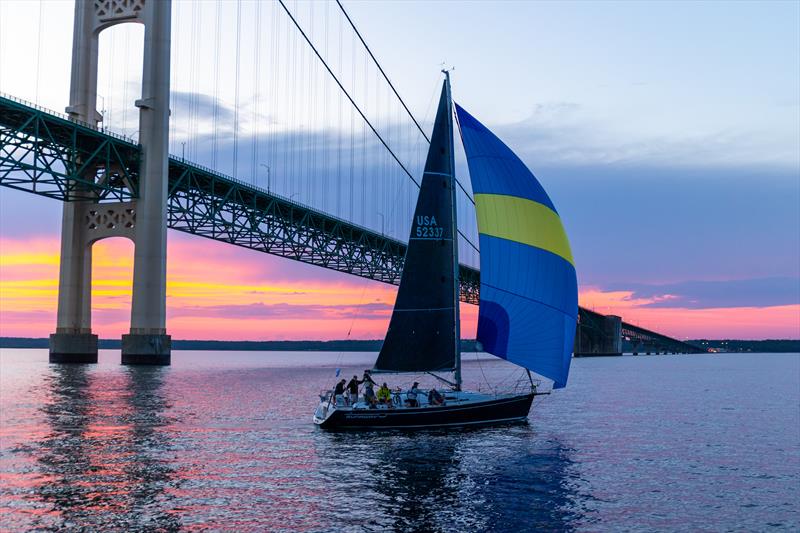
[369,432,462,532]
[34,364,94,523]
[318,424,585,532]
[460,428,585,531]
[28,365,179,530]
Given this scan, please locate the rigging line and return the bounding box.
[451,106,477,206]
[474,351,496,396]
[335,0,429,144]
[458,229,480,253]
[455,177,475,206]
[277,0,420,189]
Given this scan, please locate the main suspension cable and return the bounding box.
[277,0,420,189]
[335,0,429,144]
[335,0,475,208]
[280,0,478,252]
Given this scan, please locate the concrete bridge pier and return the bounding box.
[574,314,623,356]
[49,0,172,365]
[123,0,172,365]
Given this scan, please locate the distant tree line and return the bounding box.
[689,339,800,353]
[1,337,796,353]
[0,337,483,352]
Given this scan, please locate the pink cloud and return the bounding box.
[1,236,794,341]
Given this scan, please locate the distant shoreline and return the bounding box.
[1,337,797,353]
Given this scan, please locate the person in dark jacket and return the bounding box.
[363,381,377,408]
[361,370,376,387]
[428,388,445,406]
[333,379,346,403]
[345,375,360,405]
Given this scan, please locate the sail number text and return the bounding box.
[415,215,444,238]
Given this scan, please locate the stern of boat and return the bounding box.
[313,391,333,425]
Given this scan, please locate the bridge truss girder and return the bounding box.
[0,95,139,202]
[621,322,702,354]
[165,159,481,304]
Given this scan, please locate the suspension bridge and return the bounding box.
[0,0,702,364]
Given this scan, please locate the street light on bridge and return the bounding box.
[377,212,384,236]
[260,163,271,193]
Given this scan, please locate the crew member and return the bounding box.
[428,388,445,406]
[406,381,421,407]
[345,375,360,404]
[377,382,392,406]
[333,378,347,406]
[363,381,377,408]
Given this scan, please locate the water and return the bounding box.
[1,350,798,532]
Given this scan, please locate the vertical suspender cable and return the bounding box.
[169,0,179,153]
[362,48,367,225]
[233,0,242,178]
[337,10,343,218]
[273,6,279,190]
[35,0,43,104]
[212,0,222,169]
[191,2,201,159]
[107,24,115,131]
[289,4,297,197]
[323,1,330,213]
[123,28,129,136]
[0,2,4,89]
[252,0,262,188]
[349,30,355,222]
[306,1,313,205]
[335,0,429,144]
[277,0,419,187]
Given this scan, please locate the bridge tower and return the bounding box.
[49,0,172,365]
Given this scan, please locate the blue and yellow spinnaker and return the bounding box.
[455,104,578,388]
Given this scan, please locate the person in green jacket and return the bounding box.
[377,382,392,406]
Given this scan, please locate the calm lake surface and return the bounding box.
[1,350,798,532]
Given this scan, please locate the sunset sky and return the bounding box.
[0,0,798,341]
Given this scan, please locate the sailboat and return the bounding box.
[313,73,578,429]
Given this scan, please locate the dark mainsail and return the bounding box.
[374,80,459,373]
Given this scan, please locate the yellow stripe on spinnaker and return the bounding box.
[474,193,574,266]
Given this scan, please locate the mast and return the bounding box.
[373,78,459,375]
[443,70,461,391]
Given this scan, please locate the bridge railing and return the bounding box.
[0,91,137,145]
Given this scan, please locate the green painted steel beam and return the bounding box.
[0,94,139,201]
